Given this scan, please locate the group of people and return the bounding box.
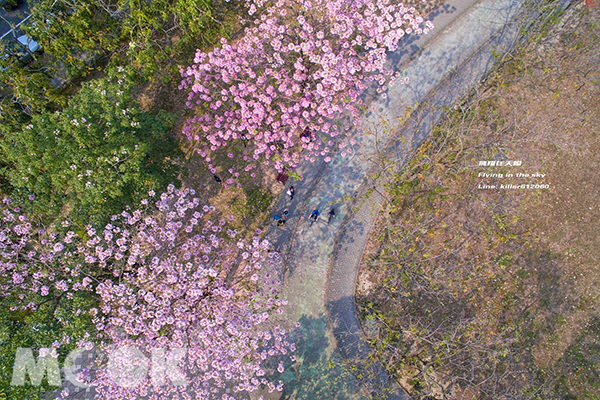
[273,209,289,226]
[273,184,337,228]
[309,208,336,224]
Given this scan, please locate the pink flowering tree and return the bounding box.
[0,187,293,399]
[180,0,433,174]
[0,199,98,399]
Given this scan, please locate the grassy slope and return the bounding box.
[357,2,600,399]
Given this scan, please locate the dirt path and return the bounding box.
[262,0,577,399]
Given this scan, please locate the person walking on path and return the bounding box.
[287,186,295,201]
[309,209,320,225]
[328,208,336,224]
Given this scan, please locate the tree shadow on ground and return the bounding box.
[263,314,358,400]
[385,2,458,70]
[326,296,410,400]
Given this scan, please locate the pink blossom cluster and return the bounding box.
[0,187,293,399]
[0,198,89,307]
[180,0,433,173]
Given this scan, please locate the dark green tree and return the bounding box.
[1,68,181,225]
[24,0,222,79]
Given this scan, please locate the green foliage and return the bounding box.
[0,291,96,399]
[24,0,115,77]
[24,0,220,80]
[1,68,182,225]
[0,0,231,126]
[121,0,218,74]
[0,65,65,113]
